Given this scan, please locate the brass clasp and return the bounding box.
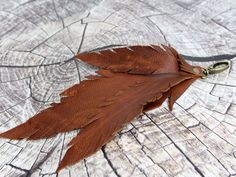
[203,60,231,77]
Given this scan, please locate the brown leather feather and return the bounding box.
[0,45,205,172]
[77,45,180,75]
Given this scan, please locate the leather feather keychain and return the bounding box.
[0,45,230,172]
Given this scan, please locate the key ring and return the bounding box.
[203,60,231,77]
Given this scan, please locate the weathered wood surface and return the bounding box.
[0,0,236,176]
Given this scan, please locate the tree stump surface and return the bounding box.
[0,0,236,176]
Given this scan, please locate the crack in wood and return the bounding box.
[28,77,46,104]
[147,17,168,44]
[83,159,90,177]
[0,23,22,39]
[211,19,236,36]
[57,133,66,171]
[12,0,37,10]
[0,57,75,68]
[187,122,201,129]
[74,60,81,82]
[78,13,90,53]
[101,146,121,177]
[8,164,29,173]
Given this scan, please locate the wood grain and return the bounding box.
[0,0,235,176]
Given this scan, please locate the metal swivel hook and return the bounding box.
[203,60,231,77]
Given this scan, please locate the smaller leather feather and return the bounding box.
[0,45,205,172]
[77,45,180,74]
